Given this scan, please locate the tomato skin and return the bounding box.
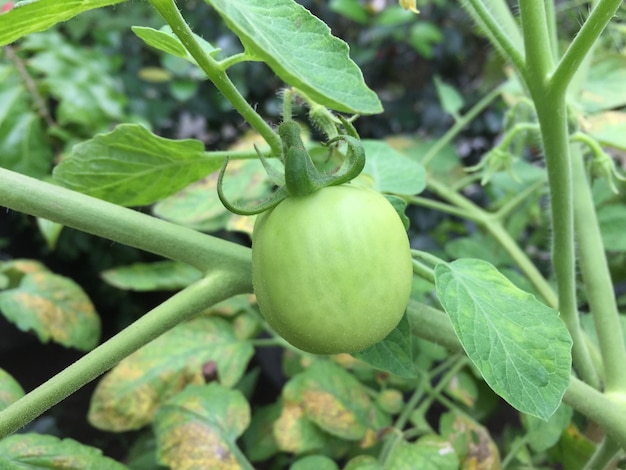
[252,184,413,354]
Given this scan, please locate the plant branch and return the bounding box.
[5,45,56,128]
[563,378,626,450]
[147,0,283,156]
[426,177,557,307]
[0,168,252,278]
[550,0,624,97]
[572,147,626,392]
[462,0,525,74]
[0,272,249,437]
[421,85,503,167]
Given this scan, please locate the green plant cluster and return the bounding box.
[0,0,626,469]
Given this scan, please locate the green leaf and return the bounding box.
[205,0,382,114]
[435,259,572,420]
[585,111,626,151]
[0,369,24,412]
[385,435,459,469]
[290,455,340,470]
[407,22,443,59]
[36,218,64,251]
[0,0,126,46]
[445,234,513,267]
[22,31,126,131]
[597,204,626,252]
[521,402,573,452]
[0,433,128,469]
[241,403,281,462]
[154,383,251,469]
[53,124,220,207]
[0,64,53,178]
[88,316,254,431]
[330,0,369,24]
[361,140,426,195]
[101,261,203,292]
[132,25,220,65]
[284,361,389,441]
[0,261,100,351]
[384,195,410,230]
[581,55,626,113]
[354,314,417,378]
[434,76,464,118]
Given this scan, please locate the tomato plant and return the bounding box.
[252,183,413,354]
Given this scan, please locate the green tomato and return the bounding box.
[252,184,413,354]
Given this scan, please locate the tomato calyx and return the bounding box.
[218,112,365,215]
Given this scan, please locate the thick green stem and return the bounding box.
[520,0,600,389]
[0,168,252,278]
[147,0,282,156]
[572,148,626,392]
[405,300,462,353]
[0,272,248,437]
[563,378,626,450]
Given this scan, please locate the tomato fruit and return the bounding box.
[252,184,413,354]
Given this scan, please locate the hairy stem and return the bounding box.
[550,0,624,97]
[572,147,626,392]
[520,0,600,389]
[0,272,248,437]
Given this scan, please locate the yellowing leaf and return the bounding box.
[273,401,327,454]
[154,384,251,470]
[0,261,100,351]
[283,361,390,442]
[88,316,254,431]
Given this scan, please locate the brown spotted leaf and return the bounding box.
[284,361,390,441]
[0,368,24,411]
[0,261,100,351]
[154,383,250,470]
[0,433,127,469]
[88,316,254,432]
[440,412,501,469]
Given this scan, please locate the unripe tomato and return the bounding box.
[252,184,412,354]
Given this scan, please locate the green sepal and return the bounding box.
[280,121,324,197]
[217,157,288,215]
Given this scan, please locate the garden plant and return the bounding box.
[0,0,625,468]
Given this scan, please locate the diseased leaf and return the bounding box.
[0,368,24,412]
[435,259,572,420]
[0,262,100,351]
[354,314,417,378]
[0,0,126,46]
[88,316,254,431]
[206,0,382,114]
[273,401,328,454]
[0,433,128,469]
[53,124,220,207]
[154,383,251,470]
[101,261,203,292]
[439,412,501,468]
[284,361,390,442]
[361,140,426,196]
